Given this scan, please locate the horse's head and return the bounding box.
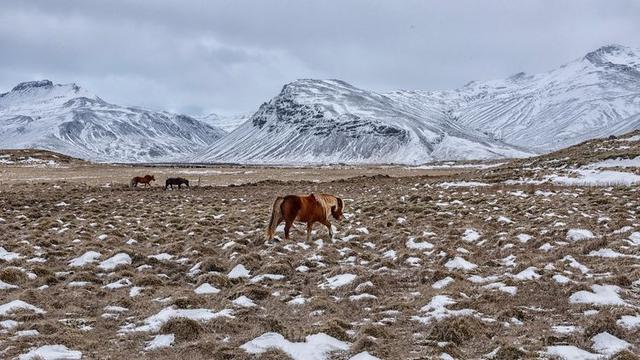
[149,175,156,181]
[331,197,344,221]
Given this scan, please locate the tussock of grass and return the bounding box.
[160,317,204,342]
[494,346,527,359]
[583,310,625,339]
[427,316,488,345]
[610,350,640,360]
[0,267,28,284]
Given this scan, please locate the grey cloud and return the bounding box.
[0,0,638,115]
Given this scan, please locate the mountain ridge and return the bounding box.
[2,44,640,164]
[194,79,533,164]
[0,80,226,162]
[193,44,640,164]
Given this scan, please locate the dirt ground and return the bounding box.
[0,157,639,359]
[0,162,464,188]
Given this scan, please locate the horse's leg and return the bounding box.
[284,219,293,241]
[306,222,313,242]
[321,220,334,240]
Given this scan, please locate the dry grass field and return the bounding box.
[1,137,639,359]
[0,149,467,187]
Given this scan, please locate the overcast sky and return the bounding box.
[1,0,639,115]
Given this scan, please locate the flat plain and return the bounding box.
[1,136,639,359]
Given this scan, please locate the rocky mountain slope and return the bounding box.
[194,79,532,164]
[3,45,639,165]
[0,80,226,162]
[197,113,250,133]
[196,44,640,164]
[415,44,640,152]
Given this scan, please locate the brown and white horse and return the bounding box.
[266,193,344,241]
[130,175,155,188]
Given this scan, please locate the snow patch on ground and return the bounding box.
[585,156,640,169]
[438,181,490,188]
[445,257,477,270]
[406,237,433,249]
[319,274,357,289]
[513,267,541,281]
[411,295,476,324]
[0,246,21,261]
[121,307,234,332]
[68,251,101,267]
[0,300,45,316]
[545,345,602,360]
[240,332,350,360]
[617,315,640,330]
[432,277,454,289]
[98,253,132,270]
[228,264,250,279]
[194,283,220,295]
[566,229,595,241]
[462,229,481,242]
[591,332,630,356]
[483,282,517,295]
[349,351,381,360]
[569,285,628,306]
[232,296,256,308]
[18,345,82,360]
[549,170,640,186]
[0,279,19,290]
[144,334,175,351]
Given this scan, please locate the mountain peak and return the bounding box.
[1,79,95,103]
[584,44,639,67]
[0,80,103,114]
[281,79,358,91]
[11,80,54,92]
[593,44,629,54]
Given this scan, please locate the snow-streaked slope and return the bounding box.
[197,113,250,132]
[417,44,640,151]
[0,80,226,162]
[196,45,640,164]
[194,79,531,164]
[5,45,639,165]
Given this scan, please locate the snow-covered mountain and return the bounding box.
[197,113,250,133]
[4,44,639,165]
[411,44,640,152]
[195,44,640,164]
[194,79,532,164]
[0,80,226,162]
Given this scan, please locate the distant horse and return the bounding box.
[130,175,155,188]
[266,193,344,241]
[165,177,190,190]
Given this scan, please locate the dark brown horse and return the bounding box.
[165,177,189,190]
[130,175,155,188]
[266,193,344,241]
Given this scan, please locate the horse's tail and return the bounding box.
[130,178,136,188]
[266,197,284,240]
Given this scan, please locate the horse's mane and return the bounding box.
[313,193,339,216]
